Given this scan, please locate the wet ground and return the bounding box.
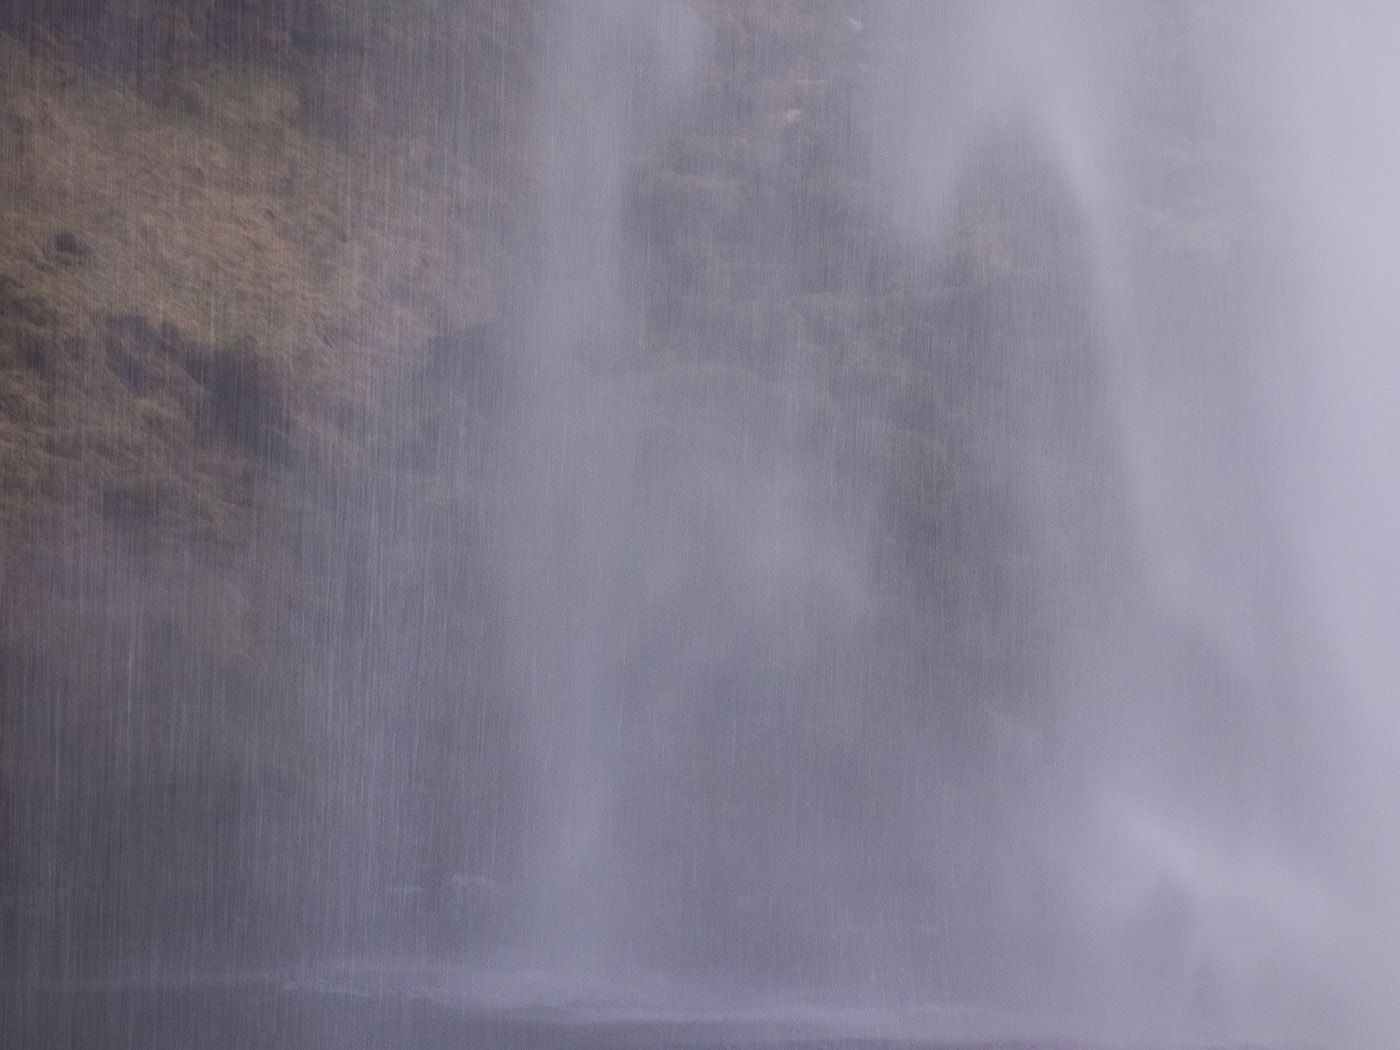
[1,978,1114,1050]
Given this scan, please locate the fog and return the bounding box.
[6,3,1400,1048]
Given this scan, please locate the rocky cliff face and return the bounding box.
[0,1,545,973]
[1,0,1253,989]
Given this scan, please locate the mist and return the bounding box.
[4,3,1400,1048]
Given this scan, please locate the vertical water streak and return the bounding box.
[502,0,702,975]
